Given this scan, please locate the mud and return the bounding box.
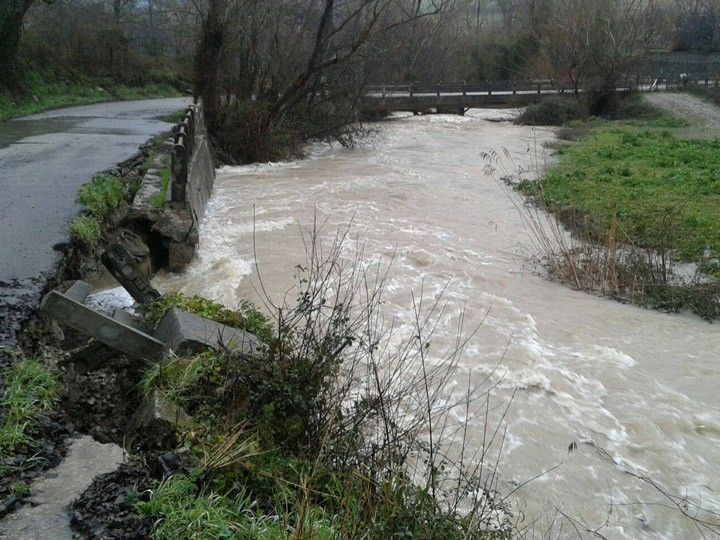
[0,138,174,533]
[71,463,153,540]
[0,413,73,519]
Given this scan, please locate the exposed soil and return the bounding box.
[0,412,74,518]
[72,463,154,540]
[0,137,175,535]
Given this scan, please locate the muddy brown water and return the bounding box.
[151,110,720,537]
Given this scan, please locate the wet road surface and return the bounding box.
[0,97,190,345]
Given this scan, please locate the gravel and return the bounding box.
[645,92,720,129]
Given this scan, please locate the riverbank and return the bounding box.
[0,70,184,122]
[520,93,720,319]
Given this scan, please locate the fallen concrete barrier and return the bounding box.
[41,281,266,361]
[154,307,266,357]
[101,243,161,305]
[41,282,166,360]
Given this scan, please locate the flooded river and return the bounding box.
[155,110,720,537]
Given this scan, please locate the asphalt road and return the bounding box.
[0,97,191,284]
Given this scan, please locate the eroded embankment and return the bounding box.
[0,136,184,537]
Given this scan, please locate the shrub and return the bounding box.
[76,174,126,219]
[518,96,586,126]
[210,100,299,164]
[69,215,102,245]
[139,227,514,538]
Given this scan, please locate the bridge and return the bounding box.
[362,77,719,116]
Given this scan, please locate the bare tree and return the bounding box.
[195,0,456,162]
[536,0,658,114]
[673,0,720,52]
[0,0,54,89]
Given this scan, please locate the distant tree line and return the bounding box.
[1,0,201,92]
[4,0,719,158]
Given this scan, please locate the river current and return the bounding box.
[154,110,720,537]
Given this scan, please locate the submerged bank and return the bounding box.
[156,108,720,536]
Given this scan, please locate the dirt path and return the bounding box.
[645,92,720,129]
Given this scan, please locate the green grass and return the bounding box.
[0,359,58,458]
[0,70,182,122]
[160,110,186,124]
[77,174,126,219]
[69,173,126,246]
[524,124,720,267]
[69,215,102,245]
[135,475,286,540]
[149,167,172,208]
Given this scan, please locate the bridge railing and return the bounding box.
[366,76,720,99]
[170,101,203,206]
[366,80,569,97]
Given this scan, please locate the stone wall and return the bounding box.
[127,101,215,272]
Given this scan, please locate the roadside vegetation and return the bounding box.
[69,174,127,246]
[515,94,720,319]
[689,85,720,108]
[148,167,172,209]
[133,232,512,538]
[0,70,180,122]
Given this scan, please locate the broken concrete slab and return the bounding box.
[101,243,160,305]
[41,284,166,360]
[42,281,267,363]
[132,390,194,448]
[154,307,266,357]
[64,281,93,302]
[0,436,125,540]
[112,307,150,332]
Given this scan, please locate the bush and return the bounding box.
[210,100,299,164]
[690,86,720,108]
[138,228,514,538]
[518,96,586,126]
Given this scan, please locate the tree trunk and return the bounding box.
[0,2,33,90]
[194,0,227,127]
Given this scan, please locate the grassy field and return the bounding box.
[524,121,720,272]
[0,70,183,122]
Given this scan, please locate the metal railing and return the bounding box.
[365,76,720,99]
[170,102,203,205]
